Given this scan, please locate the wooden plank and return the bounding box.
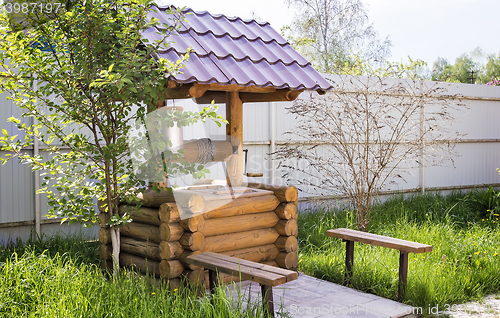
[326,228,433,253]
[187,253,286,286]
[204,252,298,282]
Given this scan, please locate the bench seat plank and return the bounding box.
[187,252,287,286]
[326,228,432,253]
[203,252,298,282]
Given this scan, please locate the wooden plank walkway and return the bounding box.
[222,273,414,317]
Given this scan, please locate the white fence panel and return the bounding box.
[1,75,500,240]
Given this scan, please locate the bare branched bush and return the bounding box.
[275,75,466,230]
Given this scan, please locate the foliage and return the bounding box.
[431,48,500,84]
[0,0,225,272]
[339,55,429,80]
[481,53,500,84]
[298,192,500,314]
[275,75,465,230]
[283,0,391,73]
[466,169,500,219]
[0,246,279,317]
[431,54,478,83]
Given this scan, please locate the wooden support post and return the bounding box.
[399,251,408,300]
[261,284,275,317]
[344,240,354,285]
[226,91,243,187]
[209,269,218,294]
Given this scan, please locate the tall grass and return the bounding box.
[0,235,277,317]
[298,191,500,312]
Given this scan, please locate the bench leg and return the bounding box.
[261,284,274,317]
[344,240,354,285]
[398,251,408,300]
[209,269,218,294]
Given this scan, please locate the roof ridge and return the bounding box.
[159,47,312,68]
[153,4,271,27]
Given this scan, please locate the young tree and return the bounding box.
[275,75,465,230]
[0,0,223,272]
[284,0,391,73]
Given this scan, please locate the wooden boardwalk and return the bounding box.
[223,273,414,317]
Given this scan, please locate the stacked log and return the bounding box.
[97,184,299,289]
[245,183,300,272]
[188,188,282,284]
[273,202,299,270]
[98,202,186,287]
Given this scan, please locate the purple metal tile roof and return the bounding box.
[143,5,332,92]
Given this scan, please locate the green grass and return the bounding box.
[0,234,282,317]
[298,191,500,314]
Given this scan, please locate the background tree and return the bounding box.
[430,48,497,84]
[431,54,476,83]
[479,52,500,84]
[431,57,454,82]
[275,74,465,230]
[341,55,430,80]
[0,0,224,272]
[283,0,392,73]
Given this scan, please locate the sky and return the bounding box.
[159,0,500,68]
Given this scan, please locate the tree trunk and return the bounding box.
[110,226,120,273]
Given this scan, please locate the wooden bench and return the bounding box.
[326,228,432,299]
[187,252,298,317]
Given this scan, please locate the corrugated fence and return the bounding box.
[1,75,500,241]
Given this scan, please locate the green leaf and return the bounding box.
[7,117,20,124]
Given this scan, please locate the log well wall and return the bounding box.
[98,183,298,288]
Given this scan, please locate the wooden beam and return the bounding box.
[239,89,304,103]
[226,91,244,187]
[163,85,193,100]
[194,91,227,104]
[190,83,276,99]
[189,84,210,98]
[193,89,306,105]
[207,83,276,94]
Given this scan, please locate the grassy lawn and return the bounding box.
[0,235,272,317]
[298,191,500,313]
[2,190,499,317]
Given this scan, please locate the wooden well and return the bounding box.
[98,182,298,288]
